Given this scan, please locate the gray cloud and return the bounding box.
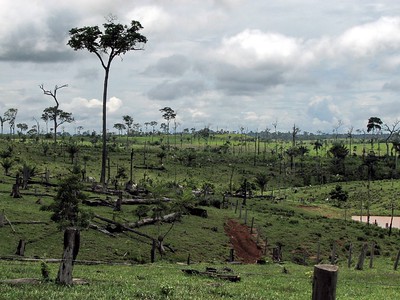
[0,9,77,62]
[382,81,400,91]
[148,79,206,100]
[2,0,400,133]
[144,54,190,76]
[214,64,284,95]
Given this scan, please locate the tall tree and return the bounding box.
[39,84,69,144]
[0,114,8,135]
[41,107,74,143]
[16,123,28,135]
[329,142,349,175]
[113,123,126,136]
[383,120,400,156]
[68,18,147,186]
[123,115,133,145]
[4,108,18,135]
[367,117,383,150]
[159,107,176,149]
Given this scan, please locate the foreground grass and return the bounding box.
[1,259,400,300]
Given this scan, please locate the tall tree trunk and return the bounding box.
[100,67,110,186]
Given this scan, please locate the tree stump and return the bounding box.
[0,211,4,227]
[56,228,80,285]
[114,192,122,211]
[15,239,26,256]
[10,174,22,198]
[151,239,156,263]
[355,243,368,270]
[229,249,235,262]
[394,249,400,271]
[347,243,353,268]
[312,264,338,300]
[272,244,282,262]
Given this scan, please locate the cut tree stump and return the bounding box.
[312,264,338,300]
[56,228,80,285]
[15,239,26,256]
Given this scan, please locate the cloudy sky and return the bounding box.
[1,0,400,135]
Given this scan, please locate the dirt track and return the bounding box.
[224,219,263,264]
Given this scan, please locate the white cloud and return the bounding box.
[66,96,122,113]
[336,17,400,57]
[216,29,307,68]
[126,6,172,34]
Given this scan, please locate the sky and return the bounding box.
[1,0,400,135]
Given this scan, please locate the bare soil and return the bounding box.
[224,219,263,264]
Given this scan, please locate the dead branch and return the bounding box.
[89,223,116,237]
[8,221,49,225]
[128,212,180,228]
[93,214,154,241]
[39,84,68,106]
[4,215,16,233]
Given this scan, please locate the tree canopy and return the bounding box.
[68,19,147,186]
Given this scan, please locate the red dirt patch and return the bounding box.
[224,219,263,264]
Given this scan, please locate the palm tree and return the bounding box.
[329,143,349,175]
[367,117,383,151]
[313,140,323,156]
[0,158,13,175]
[255,172,268,196]
[66,144,80,164]
[113,123,126,136]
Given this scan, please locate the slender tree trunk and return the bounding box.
[53,115,57,144]
[100,67,110,186]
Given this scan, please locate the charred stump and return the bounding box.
[56,228,80,285]
[15,239,26,256]
[10,173,22,198]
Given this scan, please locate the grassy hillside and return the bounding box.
[1,134,400,298]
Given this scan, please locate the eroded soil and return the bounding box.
[224,219,263,264]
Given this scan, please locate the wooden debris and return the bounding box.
[89,223,116,237]
[128,212,180,228]
[182,267,240,282]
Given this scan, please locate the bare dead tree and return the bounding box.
[39,84,71,144]
[383,120,400,157]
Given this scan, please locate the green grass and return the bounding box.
[1,259,400,299]
[2,135,400,298]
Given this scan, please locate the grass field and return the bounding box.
[1,259,400,299]
[1,134,400,298]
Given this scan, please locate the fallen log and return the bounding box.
[128,212,180,228]
[8,221,49,225]
[120,198,171,205]
[93,214,154,241]
[182,269,241,282]
[186,206,208,218]
[89,223,116,237]
[82,198,114,207]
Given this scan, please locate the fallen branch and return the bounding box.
[8,221,49,225]
[128,212,180,228]
[82,198,114,207]
[93,214,154,241]
[120,198,171,205]
[89,223,116,237]
[182,269,241,282]
[4,215,16,233]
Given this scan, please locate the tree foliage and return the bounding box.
[45,174,90,230]
[68,18,147,186]
[367,117,383,133]
[329,184,348,207]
